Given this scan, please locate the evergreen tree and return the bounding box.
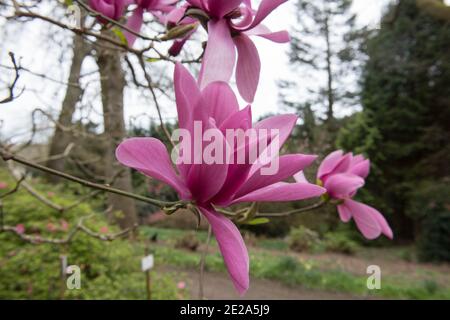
[281,0,365,154]
[338,0,450,241]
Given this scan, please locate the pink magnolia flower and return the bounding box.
[116,63,325,295]
[0,181,8,189]
[300,150,393,240]
[177,281,186,289]
[15,224,25,235]
[46,222,57,233]
[60,220,70,232]
[124,0,177,45]
[88,0,131,21]
[184,0,290,103]
[99,226,109,234]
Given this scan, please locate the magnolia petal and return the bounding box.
[244,0,288,31]
[324,173,365,200]
[212,106,254,205]
[244,24,290,43]
[342,200,382,240]
[231,182,326,204]
[186,122,230,203]
[124,7,144,46]
[199,206,249,295]
[350,159,370,179]
[201,82,240,127]
[198,19,236,89]
[236,154,317,197]
[89,0,115,19]
[174,63,201,129]
[317,150,345,181]
[234,34,261,103]
[219,104,253,133]
[115,138,190,198]
[337,203,352,223]
[207,0,243,18]
[293,170,308,183]
[186,0,205,8]
[365,204,394,239]
[249,114,298,176]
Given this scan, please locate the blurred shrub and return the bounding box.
[409,181,450,263]
[0,171,179,299]
[288,226,321,253]
[175,232,200,252]
[418,211,450,263]
[323,232,359,255]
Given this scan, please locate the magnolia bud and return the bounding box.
[160,23,198,41]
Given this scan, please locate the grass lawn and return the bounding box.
[141,226,450,299]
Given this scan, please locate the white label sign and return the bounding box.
[141,254,154,271]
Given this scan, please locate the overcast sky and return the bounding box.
[0,0,401,142]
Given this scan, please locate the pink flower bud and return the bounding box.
[15,224,25,234]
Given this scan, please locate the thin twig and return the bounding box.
[256,200,326,217]
[0,147,178,208]
[0,214,137,244]
[0,52,24,104]
[0,175,26,199]
[137,56,175,148]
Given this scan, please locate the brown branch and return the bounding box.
[0,147,180,208]
[0,52,24,104]
[72,0,160,42]
[0,175,26,199]
[137,56,175,148]
[256,200,326,217]
[0,214,137,244]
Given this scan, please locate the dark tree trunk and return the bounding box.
[324,16,335,125]
[96,31,137,230]
[46,34,89,179]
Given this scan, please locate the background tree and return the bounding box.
[285,0,358,147]
[338,0,450,245]
[96,29,137,230]
[46,30,90,179]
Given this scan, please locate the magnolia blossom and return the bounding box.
[116,63,325,295]
[296,150,393,240]
[15,224,25,235]
[164,5,198,56]
[88,0,131,21]
[125,0,177,45]
[182,0,290,103]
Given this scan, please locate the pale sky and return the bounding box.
[0,0,396,142]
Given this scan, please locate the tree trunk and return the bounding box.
[46,34,89,180]
[324,16,334,124]
[96,31,137,230]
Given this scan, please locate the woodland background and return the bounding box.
[0,0,449,299]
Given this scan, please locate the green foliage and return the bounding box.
[0,172,179,299]
[175,231,200,252]
[407,180,450,262]
[323,232,359,255]
[288,226,321,253]
[418,211,450,262]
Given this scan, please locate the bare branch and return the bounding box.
[0,214,137,245]
[0,146,180,208]
[0,52,24,104]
